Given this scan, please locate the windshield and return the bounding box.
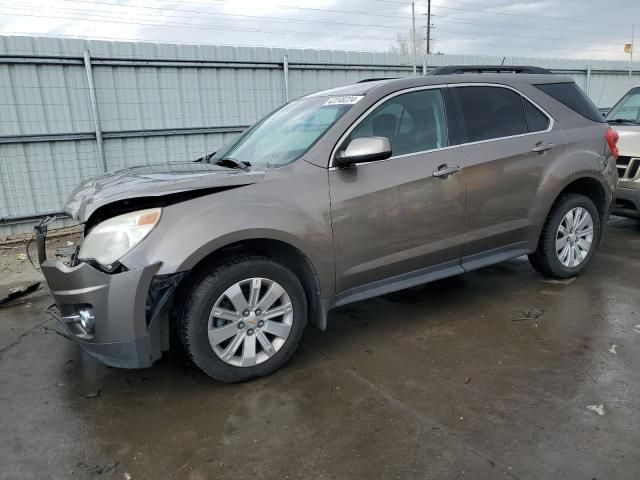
[210,96,361,168]
[606,88,640,123]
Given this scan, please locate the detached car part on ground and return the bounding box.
[605,86,640,219]
[38,68,618,382]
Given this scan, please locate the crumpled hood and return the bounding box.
[614,125,640,158]
[65,162,264,222]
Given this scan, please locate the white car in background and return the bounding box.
[606,87,640,219]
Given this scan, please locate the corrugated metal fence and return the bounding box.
[1,35,639,234]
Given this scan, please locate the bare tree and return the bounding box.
[390,32,444,56]
[390,32,429,56]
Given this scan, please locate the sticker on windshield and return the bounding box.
[323,95,364,106]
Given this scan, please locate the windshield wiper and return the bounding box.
[607,118,640,125]
[214,157,251,171]
[193,151,216,163]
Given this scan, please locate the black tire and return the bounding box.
[180,256,307,382]
[528,193,601,279]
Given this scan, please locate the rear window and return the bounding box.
[535,82,604,122]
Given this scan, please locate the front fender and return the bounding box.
[120,162,335,297]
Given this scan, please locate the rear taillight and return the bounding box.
[605,127,619,160]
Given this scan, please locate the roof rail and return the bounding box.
[429,65,552,75]
[356,77,398,83]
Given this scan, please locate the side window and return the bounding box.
[349,89,448,157]
[523,98,550,132]
[455,86,528,142]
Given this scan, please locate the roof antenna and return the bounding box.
[501,56,506,65]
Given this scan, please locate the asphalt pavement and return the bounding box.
[1,217,639,480]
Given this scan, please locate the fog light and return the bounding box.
[78,308,95,334]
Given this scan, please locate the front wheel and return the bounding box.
[180,256,307,382]
[529,193,601,279]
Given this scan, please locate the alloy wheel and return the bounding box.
[555,207,594,268]
[208,277,293,367]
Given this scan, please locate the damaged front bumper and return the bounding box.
[37,228,179,368]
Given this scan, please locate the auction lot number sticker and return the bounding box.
[324,96,364,106]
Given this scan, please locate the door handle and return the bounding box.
[532,143,555,153]
[432,164,462,179]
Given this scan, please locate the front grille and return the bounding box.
[617,155,640,180]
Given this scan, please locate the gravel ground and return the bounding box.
[0,227,83,287]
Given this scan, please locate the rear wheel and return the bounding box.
[528,193,601,278]
[181,256,307,382]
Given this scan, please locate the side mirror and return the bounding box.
[334,136,392,168]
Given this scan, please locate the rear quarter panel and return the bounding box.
[516,82,614,244]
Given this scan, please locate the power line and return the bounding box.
[49,0,417,32]
[1,1,630,48]
[0,9,405,42]
[0,1,630,57]
[432,14,629,42]
[9,0,629,43]
[132,0,418,21]
[81,0,621,32]
[367,0,630,48]
[68,0,637,43]
[438,0,611,27]
[433,25,623,48]
[371,0,629,45]
[373,0,617,28]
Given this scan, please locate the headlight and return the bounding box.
[78,208,161,267]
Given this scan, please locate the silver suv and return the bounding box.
[605,86,640,218]
[37,67,618,382]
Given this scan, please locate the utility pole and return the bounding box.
[631,24,635,77]
[426,0,431,55]
[411,1,417,76]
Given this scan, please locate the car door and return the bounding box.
[451,84,565,269]
[329,87,467,297]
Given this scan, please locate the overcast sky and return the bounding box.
[0,0,637,60]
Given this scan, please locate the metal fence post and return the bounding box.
[586,65,592,96]
[83,50,107,172]
[283,54,290,103]
[422,58,427,76]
